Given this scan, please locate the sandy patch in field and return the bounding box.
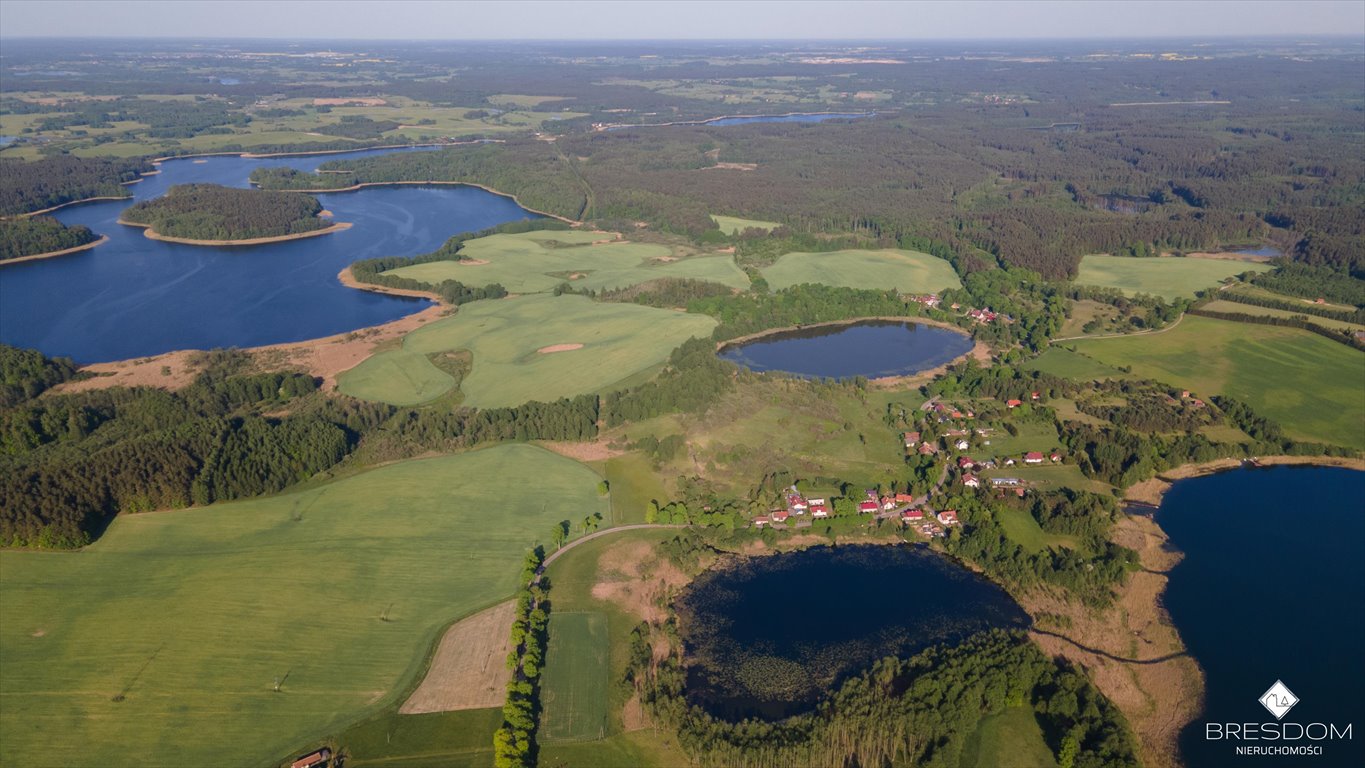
[313,97,387,106]
[536,439,624,462]
[457,258,490,266]
[401,601,517,714]
[537,343,584,354]
[704,162,758,171]
[30,630,45,638]
[590,540,690,626]
[1022,515,1203,768]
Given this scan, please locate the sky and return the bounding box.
[0,0,1361,40]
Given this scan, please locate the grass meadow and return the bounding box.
[959,706,1060,768]
[540,612,611,742]
[1024,347,1134,382]
[761,248,962,293]
[0,444,606,768]
[1199,300,1365,332]
[335,348,457,406]
[711,214,781,234]
[338,295,716,408]
[384,230,749,294]
[1074,255,1271,300]
[1068,316,1365,450]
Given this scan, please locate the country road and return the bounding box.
[540,523,685,570]
[1050,311,1185,343]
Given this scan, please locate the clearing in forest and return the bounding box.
[383,230,749,294]
[401,600,518,714]
[1068,315,1365,450]
[540,612,611,742]
[338,294,716,408]
[711,214,781,234]
[761,248,962,293]
[0,444,607,768]
[1074,255,1271,300]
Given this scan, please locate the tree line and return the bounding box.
[0,216,100,261]
[120,184,328,240]
[493,548,549,768]
[0,155,152,216]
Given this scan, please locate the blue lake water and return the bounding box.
[0,147,537,363]
[1158,466,1365,767]
[719,320,975,379]
[676,544,1028,720]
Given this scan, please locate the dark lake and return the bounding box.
[1158,466,1365,768]
[0,146,537,363]
[675,544,1029,721]
[718,320,974,379]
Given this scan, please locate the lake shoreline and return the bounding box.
[264,180,579,225]
[0,234,109,267]
[1122,454,1365,507]
[118,217,352,246]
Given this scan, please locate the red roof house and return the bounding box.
[957,455,977,470]
[1024,451,1045,464]
[1006,399,1023,408]
[858,500,880,513]
[810,504,830,518]
[962,473,980,488]
[937,510,959,525]
[894,493,916,504]
[772,510,790,522]
[902,509,925,521]
[291,750,332,768]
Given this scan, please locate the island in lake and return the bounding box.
[118,183,348,245]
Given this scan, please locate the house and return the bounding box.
[954,439,971,451]
[810,504,830,518]
[807,497,827,506]
[752,515,772,527]
[902,508,925,522]
[957,455,977,470]
[1031,391,1041,400]
[962,473,980,488]
[918,442,939,456]
[788,495,808,512]
[1050,452,1062,463]
[1004,457,1016,466]
[880,496,898,511]
[1024,451,1045,464]
[772,510,791,523]
[858,500,880,514]
[291,749,332,768]
[1006,399,1023,408]
[991,477,1022,487]
[894,493,917,504]
[938,509,959,525]
[903,431,921,447]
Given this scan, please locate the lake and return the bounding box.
[0,147,537,363]
[675,544,1029,721]
[718,320,975,379]
[1158,466,1365,768]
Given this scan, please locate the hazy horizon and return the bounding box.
[1,0,1361,41]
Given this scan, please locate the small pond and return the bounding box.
[718,320,974,380]
[675,544,1029,721]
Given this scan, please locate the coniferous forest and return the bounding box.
[119,184,330,241]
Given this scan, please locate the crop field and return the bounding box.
[959,706,1060,768]
[340,708,503,768]
[761,248,962,293]
[1199,300,1365,332]
[1074,255,1272,300]
[0,444,606,768]
[1024,347,1133,381]
[400,601,516,714]
[711,214,781,234]
[540,612,611,742]
[338,294,716,408]
[337,348,456,406]
[385,231,749,294]
[1068,316,1365,450]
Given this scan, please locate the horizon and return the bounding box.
[1,0,1361,41]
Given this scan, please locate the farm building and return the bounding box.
[291,749,332,768]
[1024,451,1045,464]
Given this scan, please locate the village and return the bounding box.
[752,387,1066,540]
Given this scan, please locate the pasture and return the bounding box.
[711,214,781,234]
[959,706,1060,768]
[540,612,611,742]
[1199,300,1365,332]
[338,294,717,408]
[1074,255,1271,300]
[1024,346,1133,381]
[994,507,1078,554]
[0,444,607,768]
[1068,316,1365,450]
[981,463,1114,495]
[335,348,456,406]
[761,248,962,293]
[384,230,750,294]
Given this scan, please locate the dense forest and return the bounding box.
[0,155,152,215]
[633,627,1139,768]
[120,184,330,241]
[0,215,100,261]
[0,344,81,407]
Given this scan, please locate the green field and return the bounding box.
[761,248,962,293]
[980,418,1062,459]
[981,463,1114,495]
[541,612,611,742]
[0,444,606,768]
[994,507,1077,554]
[1200,300,1365,332]
[338,294,716,408]
[1069,315,1365,450]
[959,706,1060,768]
[1024,347,1133,381]
[340,708,502,768]
[1075,255,1272,300]
[711,214,781,234]
[384,230,749,294]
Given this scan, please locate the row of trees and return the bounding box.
[120,184,329,240]
[0,216,100,261]
[494,548,550,768]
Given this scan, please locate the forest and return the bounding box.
[119,184,331,241]
[0,155,152,215]
[0,215,100,261]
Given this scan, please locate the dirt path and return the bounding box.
[541,524,684,570]
[1050,312,1184,343]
